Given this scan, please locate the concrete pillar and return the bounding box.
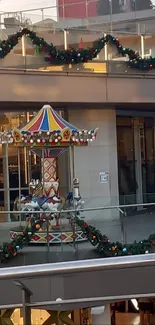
[91,305,111,325]
[68,109,119,221]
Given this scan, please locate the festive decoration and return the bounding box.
[2,214,155,262]
[75,217,155,257]
[0,105,98,146]
[0,28,155,70]
[0,219,44,262]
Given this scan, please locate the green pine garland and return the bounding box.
[1,215,155,262]
[75,217,155,257]
[0,28,154,70]
[0,219,44,262]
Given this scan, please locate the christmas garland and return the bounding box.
[76,217,155,257]
[0,219,44,263]
[0,27,154,70]
[1,215,155,263]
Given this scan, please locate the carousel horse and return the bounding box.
[24,194,63,213]
[13,179,65,224]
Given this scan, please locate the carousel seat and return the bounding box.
[32,196,47,206]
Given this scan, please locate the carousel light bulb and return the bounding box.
[72,137,75,142]
[47,131,50,135]
[76,139,79,142]
[90,138,93,142]
[30,139,33,143]
[84,130,87,134]
[24,139,27,143]
[37,139,41,143]
[92,136,95,140]
[55,138,58,143]
[80,138,84,142]
[49,138,53,143]
[42,139,45,143]
[58,136,62,140]
[22,137,24,141]
[79,131,82,135]
[39,131,42,135]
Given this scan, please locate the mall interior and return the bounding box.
[1,2,155,325]
[0,108,155,214]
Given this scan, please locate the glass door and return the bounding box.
[117,117,137,206]
[143,118,155,202]
[117,116,155,207]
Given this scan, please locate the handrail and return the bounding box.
[0,66,155,78]
[1,254,155,280]
[1,201,155,214]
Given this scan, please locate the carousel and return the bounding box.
[2,104,98,244]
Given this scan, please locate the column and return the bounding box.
[91,305,111,325]
[68,109,119,221]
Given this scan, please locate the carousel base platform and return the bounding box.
[10,226,87,244]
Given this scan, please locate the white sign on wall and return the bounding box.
[99,172,109,184]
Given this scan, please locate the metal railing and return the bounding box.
[1,200,155,248]
[1,254,155,325]
[1,253,155,279]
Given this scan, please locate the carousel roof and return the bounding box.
[8,104,98,147]
[21,105,79,133]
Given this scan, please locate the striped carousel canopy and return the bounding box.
[21,105,78,133]
[10,105,98,147]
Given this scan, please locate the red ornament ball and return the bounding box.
[8,245,14,250]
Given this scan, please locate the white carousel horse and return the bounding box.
[13,179,65,225]
[23,194,63,213]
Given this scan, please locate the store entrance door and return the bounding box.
[117,116,155,207]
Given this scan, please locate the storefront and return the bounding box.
[117,114,155,208]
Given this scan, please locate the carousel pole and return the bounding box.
[42,148,50,256]
[28,150,31,193]
[18,148,22,225]
[69,146,75,187]
[24,147,28,185]
[2,143,10,222]
[42,148,45,189]
[69,145,77,252]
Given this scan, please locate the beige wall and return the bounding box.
[0,69,154,104]
[68,109,119,221]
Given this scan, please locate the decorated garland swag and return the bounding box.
[1,215,155,263]
[0,28,154,70]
